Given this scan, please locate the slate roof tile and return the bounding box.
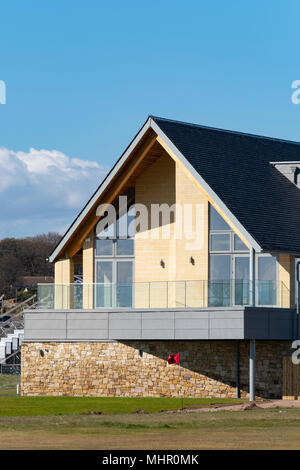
[152,116,300,252]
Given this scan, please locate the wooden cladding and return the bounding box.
[283,355,300,399]
[66,131,158,259]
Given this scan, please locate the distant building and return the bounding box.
[19,276,54,287]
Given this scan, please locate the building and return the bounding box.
[21,116,300,399]
[19,276,54,288]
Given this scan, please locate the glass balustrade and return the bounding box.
[36,280,289,310]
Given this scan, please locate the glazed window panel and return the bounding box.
[210,206,231,231]
[210,233,231,251]
[116,239,134,256]
[234,234,248,252]
[257,256,277,306]
[95,239,113,256]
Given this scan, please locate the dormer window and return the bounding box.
[270,161,300,187]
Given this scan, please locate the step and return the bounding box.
[0,344,6,360]
[14,329,24,335]
[5,339,12,355]
[7,334,19,351]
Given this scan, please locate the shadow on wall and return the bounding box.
[119,340,291,399]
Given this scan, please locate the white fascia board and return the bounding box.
[270,161,300,165]
[49,118,152,262]
[50,116,262,263]
[150,118,262,253]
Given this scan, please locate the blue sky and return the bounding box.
[0,0,300,237]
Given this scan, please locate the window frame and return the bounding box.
[255,253,278,307]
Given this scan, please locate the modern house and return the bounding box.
[21,116,300,399]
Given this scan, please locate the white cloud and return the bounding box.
[0,147,108,238]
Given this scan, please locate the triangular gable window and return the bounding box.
[210,205,231,231]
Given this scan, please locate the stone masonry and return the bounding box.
[21,340,291,398]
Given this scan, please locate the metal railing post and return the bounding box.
[249,339,256,401]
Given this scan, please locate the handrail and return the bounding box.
[36,280,289,310]
[0,348,21,364]
[0,294,36,318]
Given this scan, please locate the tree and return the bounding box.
[0,232,61,298]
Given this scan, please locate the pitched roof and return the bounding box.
[151,116,300,253]
[50,116,300,261]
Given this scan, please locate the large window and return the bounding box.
[256,255,277,306]
[209,205,278,307]
[209,205,249,306]
[94,205,134,308]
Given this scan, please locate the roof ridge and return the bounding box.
[149,115,300,147]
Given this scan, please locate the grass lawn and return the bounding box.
[0,396,242,416]
[0,374,20,396]
[0,406,300,449]
[0,387,299,450]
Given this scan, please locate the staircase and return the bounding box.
[0,295,36,374]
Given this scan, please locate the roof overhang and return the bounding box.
[49,116,262,262]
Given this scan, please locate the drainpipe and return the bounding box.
[296,262,300,341]
[249,339,256,401]
[249,247,255,306]
[249,248,256,401]
[235,340,240,399]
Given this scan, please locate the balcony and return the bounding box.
[22,280,295,342]
[36,280,290,310]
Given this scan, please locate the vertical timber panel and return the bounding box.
[83,229,94,309]
[54,259,74,309]
[278,254,292,308]
[283,356,300,399]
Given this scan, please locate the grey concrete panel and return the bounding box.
[175,311,209,319]
[109,329,142,340]
[209,311,245,319]
[142,318,175,330]
[210,318,244,329]
[25,329,67,340]
[67,319,108,330]
[210,329,243,339]
[24,307,296,342]
[67,329,108,340]
[175,318,209,329]
[25,318,66,330]
[109,318,141,330]
[174,329,209,339]
[141,312,175,320]
[109,312,142,320]
[67,313,108,321]
[141,329,175,340]
[25,313,66,320]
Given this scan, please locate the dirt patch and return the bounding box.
[186,399,300,413]
[242,402,262,411]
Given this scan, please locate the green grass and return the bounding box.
[0,395,298,449]
[0,374,20,396]
[0,396,243,416]
[0,408,300,449]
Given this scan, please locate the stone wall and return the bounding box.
[21,340,291,398]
